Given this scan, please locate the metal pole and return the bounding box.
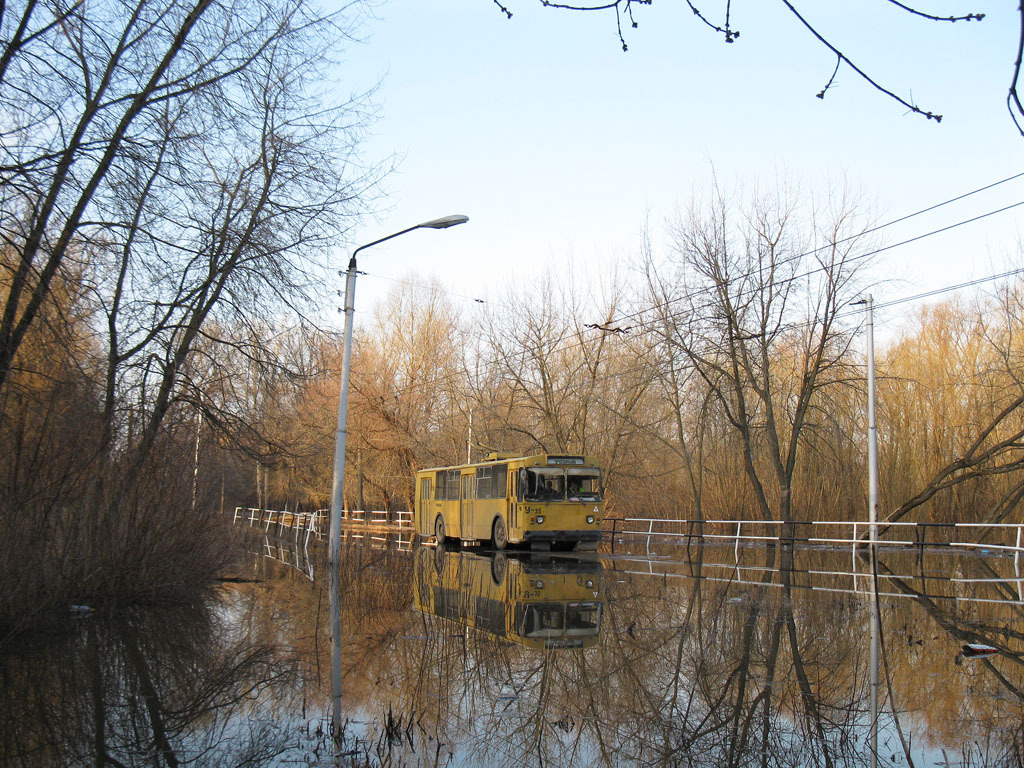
[329,215,467,571]
[866,294,878,543]
[865,294,879,768]
[869,545,880,768]
[328,540,343,748]
[326,215,467,741]
[330,261,358,569]
[328,258,356,744]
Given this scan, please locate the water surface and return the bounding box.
[3,535,1023,766]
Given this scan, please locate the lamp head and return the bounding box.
[420,214,469,229]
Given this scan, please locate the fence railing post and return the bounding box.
[852,522,858,592]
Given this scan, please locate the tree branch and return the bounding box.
[778,0,941,122]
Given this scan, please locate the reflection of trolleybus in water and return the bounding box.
[414,453,604,550]
[413,547,604,650]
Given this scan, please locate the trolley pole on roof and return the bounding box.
[328,214,468,740]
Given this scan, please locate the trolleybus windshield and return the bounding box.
[521,467,602,502]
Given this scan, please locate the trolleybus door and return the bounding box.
[460,474,473,539]
[509,469,516,531]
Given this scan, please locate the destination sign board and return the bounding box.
[548,456,585,465]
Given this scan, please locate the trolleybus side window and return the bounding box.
[492,464,507,498]
[475,464,508,499]
[476,466,492,499]
[434,470,460,500]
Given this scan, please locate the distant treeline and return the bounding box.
[261,188,1024,538]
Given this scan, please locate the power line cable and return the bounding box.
[397,186,1024,376]
[357,270,488,305]
[524,196,1024,381]
[608,197,1024,336]
[873,267,1024,311]
[602,263,1024,393]
[362,172,1024,331]
[374,256,1024,407]
[357,177,1024,401]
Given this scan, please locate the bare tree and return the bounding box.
[1,0,374,401]
[646,180,872,525]
[347,277,468,510]
[881,284,1024,528]
[0,0,379,627]
[483,268,655,496]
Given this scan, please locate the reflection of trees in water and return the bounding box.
[376,545,1024,766]
[299,544,1024,766]
[11,541,1023,765]
[872,551,1024,764]
[0,541,420,766]
[0,602,300,766]
[578,545,864,766]
[586,545,1024,766]
[397,611,595,766]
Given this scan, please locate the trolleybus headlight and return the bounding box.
[586,515,594,524]
[535,515,544,524]
[586,580,594,589]
[534,580,544,589]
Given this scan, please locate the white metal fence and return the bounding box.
[232,506,413,547]
[607,517,1024,567]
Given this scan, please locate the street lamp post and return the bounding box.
[328,214,469,567]
[327,215,467,743]
[864,293,879,768]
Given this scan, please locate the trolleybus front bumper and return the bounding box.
[522,530,603,543]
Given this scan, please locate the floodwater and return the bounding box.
[3,533,1024,767]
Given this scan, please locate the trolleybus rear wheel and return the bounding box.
[434,516,446,547]
[492,517,508,550]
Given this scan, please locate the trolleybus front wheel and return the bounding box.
[434,516,446,547]
[492,517,508,550]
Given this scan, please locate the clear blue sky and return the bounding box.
[335,1,1023,330]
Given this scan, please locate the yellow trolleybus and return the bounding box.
[413,547,604,650]
[414,453,604,550]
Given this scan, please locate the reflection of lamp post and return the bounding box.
[327,215,467,742]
